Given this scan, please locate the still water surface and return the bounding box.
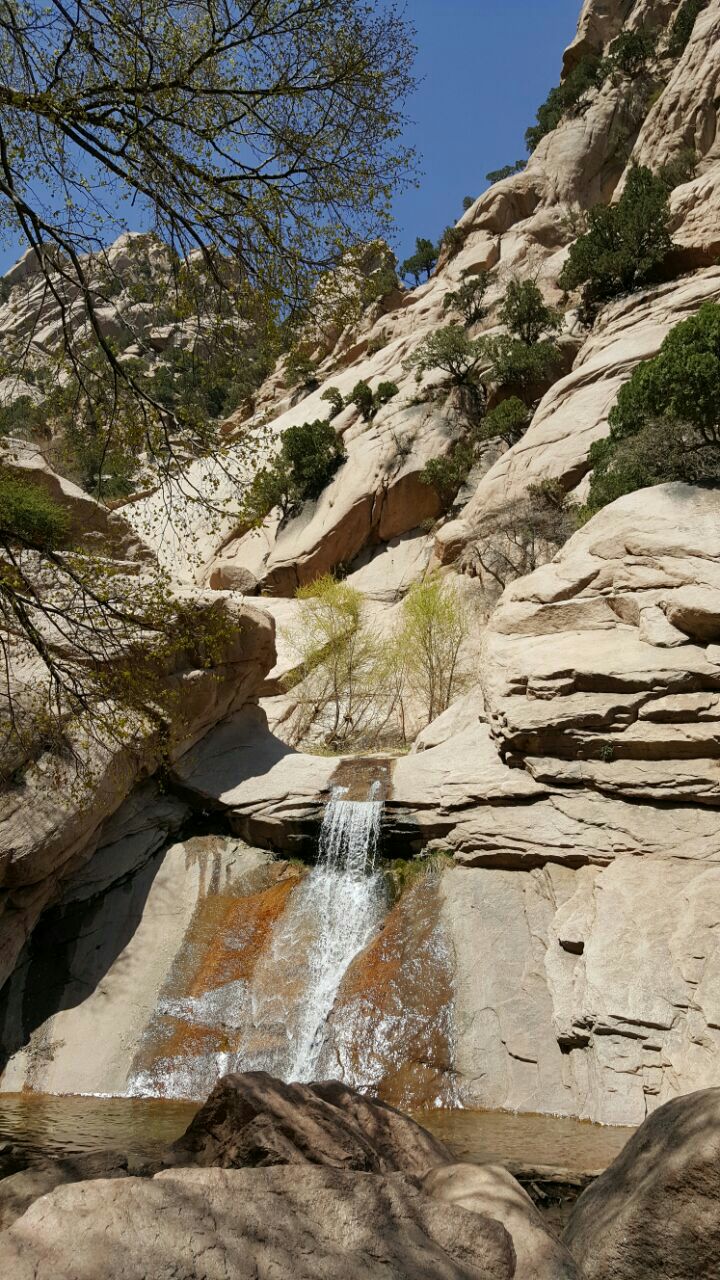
[0,1093,635,1172]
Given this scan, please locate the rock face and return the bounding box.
[171,1070,453,1177]
[444,269,720,572]
[0,436,277,999]
[0,1165,517,1280]
[563,1088,720,1279]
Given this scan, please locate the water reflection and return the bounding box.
[415,1108,635,1173]
[0,1092,634,1174]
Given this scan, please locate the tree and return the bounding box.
[477,397,531,446]
[284,575,382,749]
[485,161,526,184]
[401,237,439,285]
[462,195,475,211]
[419,442,474,504]
[559,166,673,323]
[608,28,657,76]
[499,279,562,346]
[667,0,709,57]
[526,54,609,152]
[586,302,720,514]
[478,336,561,392]
[400,574,469,725]
[321,388,344,420]
[404,325,487,389]
[284,350,320,392]
[347,379,398,421]
[468,482,578,594]
[241,419,345,524]
[0,0,416,771]
[443,272,490,327]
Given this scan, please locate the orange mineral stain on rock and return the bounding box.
[128,850,303,1091]
[322,874,457,1111]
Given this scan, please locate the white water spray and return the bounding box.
[240,782,385,1081]
[126,782,387,1096]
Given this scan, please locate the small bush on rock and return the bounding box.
[486,161,526,184]
[499,279,562,346]
[321,387,344,419]
[0,470,71,548]
[401,237,438,285]
[405,324,487,389]
[419,442,475,503]
[667,0,708,57]
[526,54,609,152]
[586,301,720,513]
[348,379,398,421]
[241,418,345,524]
[477,397,531,446]
[443,273,490,327]
[558,166,673,324]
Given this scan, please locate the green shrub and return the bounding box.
[667,0,708,57]
[499,279,562,346]
[477,396,531,445]
[419,442,474,501]
[284,349,319,391]
[443,272,489,327]
[241,418,345,524]
[347,379,398,421]
[401,237,439,286]
[0,395,51,439]
[321,387,344,419]
[462,195,475,211]
[348,379,374,421]
[608,28,657,75]
[659,147,698,191]
[558,166,673,323]
[0,470,71,548]
[485,161,526,184]
[441,226,466,256]
[374,381,399,409]
[404,324,486,388]
[526,54,609,152]
[585,302,720,514]
[479,336,561,390]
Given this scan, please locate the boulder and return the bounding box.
[0,1165,516,1280]
[425,1162,579,1280]
[170,1070,453,1178]
[563,1088,720,1279]
[0,1149,129,1230]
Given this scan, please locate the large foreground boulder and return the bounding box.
[563,1088,720,1278]
[0,1165,516,1280]
[170,1070,452,1177]
[426,1163,578,1280]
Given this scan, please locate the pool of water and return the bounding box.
[0,1093,635,1174]
[0,1094,199,1161]
[415,1108,635,1174]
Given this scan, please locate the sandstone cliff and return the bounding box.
[3,0,720,1130]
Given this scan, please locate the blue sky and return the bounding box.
[391,0,581,263]
[0,0,580,275]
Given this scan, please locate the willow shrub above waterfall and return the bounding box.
[282,573,470,751]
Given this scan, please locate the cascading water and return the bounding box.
[126,781,387,1096]
[241,782,386,1081]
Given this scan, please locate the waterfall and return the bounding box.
[238,783,385,1082]
[125,782,387,1096]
